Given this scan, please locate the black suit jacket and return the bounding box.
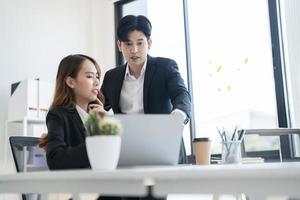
[101,55,191,163]
[46,106,90,169]
[101,55,191,116]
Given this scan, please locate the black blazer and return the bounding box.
[46,106,90,169]
[101,55,191,116]
[101,55,191,163]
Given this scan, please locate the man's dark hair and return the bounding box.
[117,15,152,42]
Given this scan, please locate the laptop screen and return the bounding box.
[114,114,184,167]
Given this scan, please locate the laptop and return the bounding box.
[114,114,184,167]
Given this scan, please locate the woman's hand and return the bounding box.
[88,98,107,118]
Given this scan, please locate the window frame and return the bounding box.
[268,0,294,160]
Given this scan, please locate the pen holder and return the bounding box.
[221,141,242,164]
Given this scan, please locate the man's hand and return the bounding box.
[171,109,187,124]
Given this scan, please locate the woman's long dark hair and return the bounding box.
[39,54,104,149]
[50,54,104,110]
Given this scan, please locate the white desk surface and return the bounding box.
[1,162,300,199]
[151,162,300,199]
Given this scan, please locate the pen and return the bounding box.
[217,126,230,153]
[222,126,228,142]
[216,127,225,142]
[238,129,245,141]
[231,126,238,141]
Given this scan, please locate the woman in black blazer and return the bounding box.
[39,54,106,169]
[40,55,153,200]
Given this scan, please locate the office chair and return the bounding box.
[9,136,48,200]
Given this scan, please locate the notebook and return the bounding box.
[114,114,184,167]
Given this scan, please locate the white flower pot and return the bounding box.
[86,135,121,170]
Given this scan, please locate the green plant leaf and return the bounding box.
[84,112,122,137]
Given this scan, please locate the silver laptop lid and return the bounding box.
[114,114,184,167]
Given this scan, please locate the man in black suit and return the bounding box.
[101,15,191,164]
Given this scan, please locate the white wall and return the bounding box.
[90,0,116,70]
[0,0,115,169]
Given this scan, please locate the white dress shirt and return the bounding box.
[119,59,187,123]
[76,105,89,123]
[119,60,147,114]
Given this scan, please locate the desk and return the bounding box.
[1,163,300,200]
[0,168,148,200]
[152,162,300,200]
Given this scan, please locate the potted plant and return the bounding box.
[84,112,122,170]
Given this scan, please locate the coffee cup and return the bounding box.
[193,137,211,165]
